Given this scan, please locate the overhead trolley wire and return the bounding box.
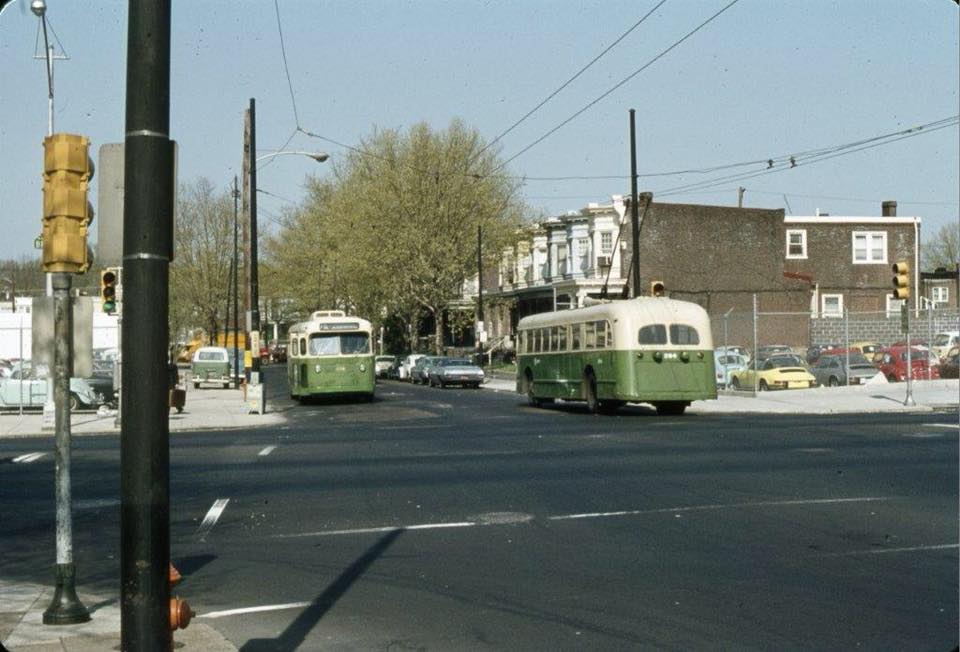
[474,0,668,161]
[496,0,742,170]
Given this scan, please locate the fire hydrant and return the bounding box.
[168,563,194,631]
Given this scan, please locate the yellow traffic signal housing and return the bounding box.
[892,261,910,301]
[42,133,94,274]
[650,280,665,297]
[100,268,118,314]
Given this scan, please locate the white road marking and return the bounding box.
[548,497,892,521]
[903,433,943,439]
[258,446,276,457]
[199,602,311,620]
[272,521,476,539]
[13,452,45,463]
[819,543,959,557]
[197,499,230,539]
[923,423,959,430]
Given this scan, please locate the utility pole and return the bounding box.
[120,2,190,648]
[738,186,745,208]
[232,176,240,389]
[476,224,484,367]
[629,109,640,298]
[245,99,266,413]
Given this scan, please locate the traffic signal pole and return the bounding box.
[629,109,640,299]
[120,2,176,648]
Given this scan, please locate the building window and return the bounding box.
[932,286,949,304]
[557,245,568,276]
[852,231,887,264]
[577,238,590,272]
[886,294,905,318]
[786,229,807,259]
[821,294,843,318]
[600,232,613,254]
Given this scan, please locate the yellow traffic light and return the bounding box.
[42,133,94,274]
[650,280,665,297]
[100,268,119,314]
[892,261,910,301]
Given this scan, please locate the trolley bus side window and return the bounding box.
[669,324,700,345]
[558,325,568,351]
[571,323,582,350]
[299,338,306,356]
[638,324,667,345]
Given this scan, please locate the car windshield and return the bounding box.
[309,333,370,355]
[439,359,471,367]
[766,355,804,369]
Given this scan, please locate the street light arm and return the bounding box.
[255,150,329,164]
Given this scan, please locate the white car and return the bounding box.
[399,354,425,381]
[375,355,396,379]
[932,331,960,360]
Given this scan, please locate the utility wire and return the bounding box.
[475,0,668,160]
[497,0,742,169]
[655,118,959,197]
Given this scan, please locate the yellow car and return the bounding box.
[730,354,817,391]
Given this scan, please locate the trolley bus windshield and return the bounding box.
[308,332,370,356]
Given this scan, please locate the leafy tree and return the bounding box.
[169,178,234,345]
[267,120,526,353]
[922,221,959,271]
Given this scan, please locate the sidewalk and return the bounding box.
[0,385,287,439]
[481,374,960,414]
[0,579,236,651]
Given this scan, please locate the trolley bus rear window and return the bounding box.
[669,324,700,345]
[308,333,370,356]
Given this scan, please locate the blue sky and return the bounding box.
[1,0,957,262]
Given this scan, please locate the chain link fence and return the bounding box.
[710,297,959,392]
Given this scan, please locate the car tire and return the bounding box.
[828,376,839,387]
[222,382,229,389]
[731,377,740,390]
[759,379,769,391]
[69,393,81,412]
[584,370,599,414]
[193,382,200,390]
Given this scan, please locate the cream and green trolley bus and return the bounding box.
[516,297,716,415]
[287,310,376,401]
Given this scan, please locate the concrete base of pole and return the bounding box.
[42,563,90,625]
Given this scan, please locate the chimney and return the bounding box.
[881,200,897,217]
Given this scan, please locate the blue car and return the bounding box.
[714,353,748,389]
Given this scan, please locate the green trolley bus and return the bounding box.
[516,297,716,415]
[287,310,376,401]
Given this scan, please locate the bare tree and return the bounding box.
[922,222,960,270]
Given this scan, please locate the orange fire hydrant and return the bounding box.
[168,562,194,631]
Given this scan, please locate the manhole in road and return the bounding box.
[471,512,534,525]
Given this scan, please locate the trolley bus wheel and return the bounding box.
[584,370,599,415]
[525,369,541,407]
[655,401,687,416]
[598,400,624,415]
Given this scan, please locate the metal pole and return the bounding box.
[248,98,265,413]
[42,272,89,624]
[477,224,484,367]
[904,302,915,406]
[233,176,240,389]
[629,109,640,298]
[120,1,174,647]
[844,308,851,385]
[752,294,758,398]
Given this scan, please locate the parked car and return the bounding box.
[191,347,234,389]
[757,344,794,359]
[714,353,748,389]
[375,355,397,379]
[939,346,959,379]
[0,362,102,410]
[427,358,485,388]
[876,346,940,382]
[386,358,403,380]
[850,341,881,358]
[401,354,426,381]
[730,354,817,391]
[806,343,841,365]
[811,353,881,387]
[269,342,288,364]
[410,356,441,385]
[932,331,960,360]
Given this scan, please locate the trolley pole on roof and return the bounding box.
[629,109,640,299]
[477,224,484,367]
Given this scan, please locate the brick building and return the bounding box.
[920,265,959,309]
[482,196,922,351]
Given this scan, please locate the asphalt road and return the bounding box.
[2,365,957,650]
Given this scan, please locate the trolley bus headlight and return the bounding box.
[680,351,690,362]
[359,363,366,373]
[315,364,321,373]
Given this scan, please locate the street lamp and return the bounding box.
[243,97,328,415]
[255,150,329,164]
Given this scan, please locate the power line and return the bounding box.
[655,117,959,197]
[475,0,668,160]
[274,0,300,128]
[497,0,742,169]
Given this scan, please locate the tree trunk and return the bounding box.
[434,308,445,355]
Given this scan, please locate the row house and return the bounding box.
[483,195,929,351]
